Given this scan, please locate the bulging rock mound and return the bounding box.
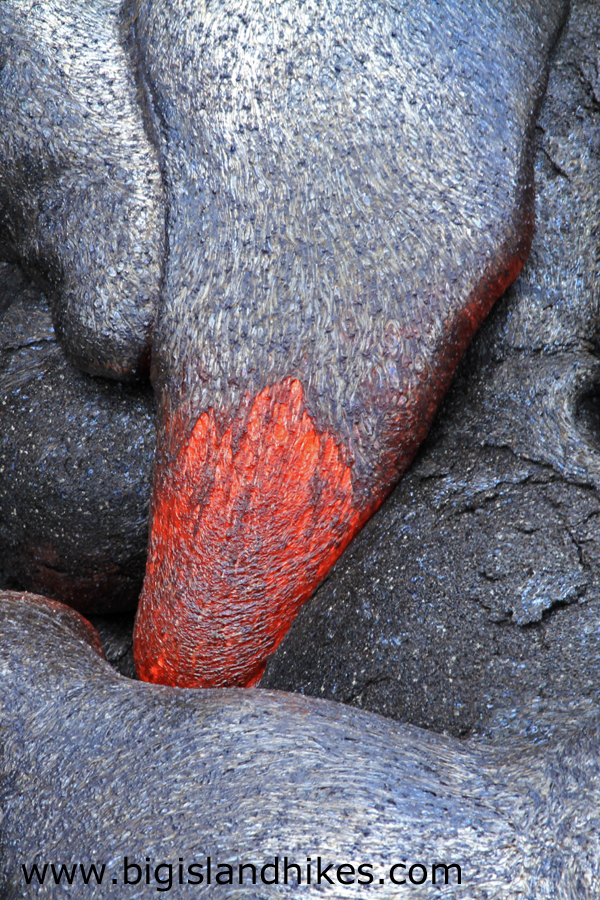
[132,0,567,688]
[1,590,599,898]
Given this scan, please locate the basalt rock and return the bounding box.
[1,591,598,899]
[0,261,155,614]
[262,0,600,738]
[0,0,165,379]
[0,0,568,688]
[132,0,567,688]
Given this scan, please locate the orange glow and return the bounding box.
[134,379,372,688]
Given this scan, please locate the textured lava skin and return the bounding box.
[135,380,369,686]
[6,591,600,900]
[0,0,568,686]
[134,255,523,687]
[0,0,165,379]
[133,0,566,686]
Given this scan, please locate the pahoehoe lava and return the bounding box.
[0,0,567,686]
[1,591,599,899]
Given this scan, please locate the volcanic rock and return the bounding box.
[0,0,570,689]
[131,0,567,688]
[1,590,598,898]
[0,0,165,379]
[0,261,155,614]
[262,0,600,738]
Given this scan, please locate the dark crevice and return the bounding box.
[575,386,600,453]
[3,338,55,352]
[539,595,583,622]
[540,145,570,178]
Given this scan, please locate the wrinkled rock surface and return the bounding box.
[0,0,165,379]
[1,591,599,899]
[262,0,600,738]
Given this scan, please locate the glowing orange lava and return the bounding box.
[134,379,372,688]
